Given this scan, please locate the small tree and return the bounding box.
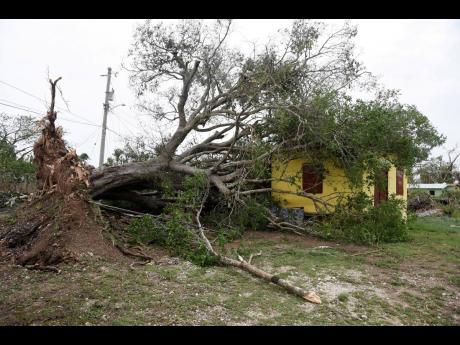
[0,113,39,175]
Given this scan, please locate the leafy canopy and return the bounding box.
[261,89,445,186]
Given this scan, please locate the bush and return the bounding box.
[127,214,167,244]
[127,173,220,267]
[229,199,269,231]
[437,190,460,218]
[317,192,408,245]
[128,213,218,266]
[201,198,269,249]
[407,189,434,212]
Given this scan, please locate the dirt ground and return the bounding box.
[0,215,459,325]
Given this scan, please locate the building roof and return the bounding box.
[408,183,448,190]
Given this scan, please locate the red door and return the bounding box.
[374,170,388,206]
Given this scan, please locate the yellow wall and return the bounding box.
[271,158,358,213]
[388,166,408,218]
[387,166,408,202]
[271,157,407,214]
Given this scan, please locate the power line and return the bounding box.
[0,99,98,127]
[114,108,140,129]
[0,98,123,137]
[0,98,45,115]
[75,127,99,148]
[0,80,46,103]
[112,110,136,137]
[0,78,101,127]
[0,101,43,116]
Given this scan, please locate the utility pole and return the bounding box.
[99,67,113,169]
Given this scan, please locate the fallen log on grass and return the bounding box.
[219,254,321,304]
[194,187,321,304]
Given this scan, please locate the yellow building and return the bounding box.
[271,156,407,214]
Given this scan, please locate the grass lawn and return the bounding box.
[0,216,459,325]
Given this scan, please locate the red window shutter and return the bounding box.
[374,169,389,206]
[303,165,323,194]
[396,168,404,196]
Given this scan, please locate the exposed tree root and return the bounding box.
[0,78,123,267]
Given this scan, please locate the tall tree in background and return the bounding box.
[413,146,460,183]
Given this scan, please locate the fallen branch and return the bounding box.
[248,251,262,265]
[194,180,321,304]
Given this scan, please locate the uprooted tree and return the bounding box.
[0,20,444,303]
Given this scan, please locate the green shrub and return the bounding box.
[407,189,434,212]
[127,214,167,244]
[127,173,220,267]
[201,198,268,249]
[229,199,269,231]
[128,212,218,266]
[437,190,460,218]
[164,210,218,266]
[316,192,408,245]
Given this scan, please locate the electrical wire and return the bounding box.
[0,101,43,116]
[0,98,123,139]
[0,98,45,115]
[0,80,46,103]
[111,110,136,137]
[75,127,99,148]
[0,78,101,127]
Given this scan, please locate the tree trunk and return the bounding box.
[90,159,168,198]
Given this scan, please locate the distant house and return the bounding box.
[408,183,459,197]
[271,156,407,215]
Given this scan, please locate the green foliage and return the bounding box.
[0,140,36,175]
[229,199,269,232]
[437,190,460,218]
[407,190,435,212]
[263,89,445,188]
[128,212,218,266]
[128,172,219,266]
[338,293,349,302]
[177,172,208,205]
[407,189,460,218]
[201,197,269,253]
[130,172,269,264]
[317,192,408,245]
[105,137,156,166]
[414,151,460,184]
[0,113,38,175]
[127,214,165,244]
[78,153,90,164]
[164,210,218,266]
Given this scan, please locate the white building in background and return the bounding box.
[408,182,459,196]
